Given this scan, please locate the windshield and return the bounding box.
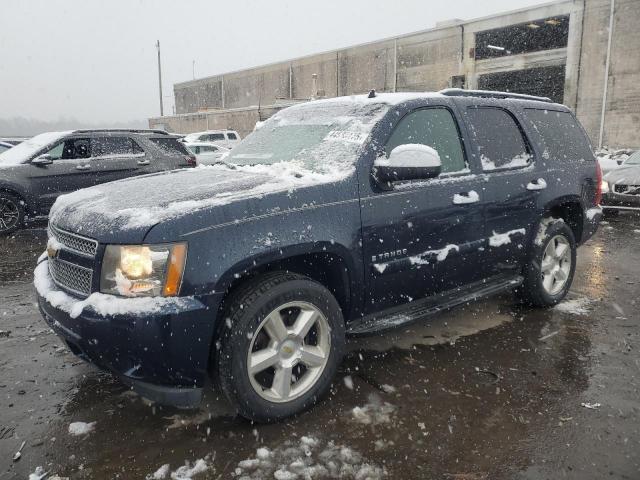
[226,100,388,174]
[0,131,72,166]
[625,150,640,165]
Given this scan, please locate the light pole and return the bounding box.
[156,40,164,117]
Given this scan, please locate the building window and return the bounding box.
[474,15,569,60]
[477,65,566,104]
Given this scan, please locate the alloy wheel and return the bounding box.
[0,197,20,232]
[247,301,331,403]
[541,234,572,295]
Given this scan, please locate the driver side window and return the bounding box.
[45,138,90,160]
[385,108,467,174]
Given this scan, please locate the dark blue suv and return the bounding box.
[35,90,602,421]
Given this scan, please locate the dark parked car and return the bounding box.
[35,90,601,422]
[601,149,640,214]
[0,129,195,234]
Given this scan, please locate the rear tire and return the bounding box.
[517,218,576,307]
[0,192,24,235]
[215,272,345,422]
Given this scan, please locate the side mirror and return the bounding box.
[32,154,53,166]
[374,144,442,182]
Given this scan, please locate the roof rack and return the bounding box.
[72,129,170,135]
[439,88,553,103]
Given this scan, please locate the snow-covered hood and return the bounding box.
[49,162,353,243]
[604,164,640,186]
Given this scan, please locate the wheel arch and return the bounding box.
[542,195,585,244]
[214,241,359,324]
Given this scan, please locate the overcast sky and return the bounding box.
[0,0,548,124]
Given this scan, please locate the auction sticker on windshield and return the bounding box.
[324,130,368,144]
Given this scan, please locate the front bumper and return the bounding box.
[36,261,223,407]
[602,192,640,211]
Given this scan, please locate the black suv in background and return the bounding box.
[36,90,602,422]
[0,129,195,234]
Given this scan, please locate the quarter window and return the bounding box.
[385,108,467,174]
[524,109,593,162]
[465,107,531,170]
[91,137,143,157]
[227,133,238,140]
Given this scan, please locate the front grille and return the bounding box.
[49,257,93,298]
[49,225,98,257]
[614,184,640,195]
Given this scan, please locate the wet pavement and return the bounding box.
[1,215,639,479]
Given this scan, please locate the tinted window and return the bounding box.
[149,138,190,155]
[51,138,90,160]
[466,108,530,170]
[385,108,466,174]
[202,145,217,152]
[208,133,225,141]
[227,133,238,140]
[92,137,143,157]
[525,109,594,161]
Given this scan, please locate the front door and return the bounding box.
[27,137,98,214]
[360,106,486,312]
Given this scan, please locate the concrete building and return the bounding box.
[149,0,640,148]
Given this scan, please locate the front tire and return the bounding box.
[0,192,24,235]
[517,218,576,307]
[215,272,345,422]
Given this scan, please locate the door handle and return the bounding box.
[453,190,479,204]
[75,164,91,171]
[137,159,150,166]
[526,178,547,191]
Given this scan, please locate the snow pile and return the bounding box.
[535,217,564,246]
[147,457,212,480]
[28,467,48,480]
[586,206,602,221]
[480,153,530,171]
[232,436,386,479]
[409,244,459,266]
[350,394,397,426]
[489,228,526,247]
[554,297,593,315]
[452,190,479,204]
[34,261,195,319]
[68,421,96,436]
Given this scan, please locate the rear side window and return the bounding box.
[207,133,225,142]
[92,137,143,157]
[525,109,594,161]
[227,132,238,140]
[385,107,467,174]
[149,137,190,155]
[465,107,531,170]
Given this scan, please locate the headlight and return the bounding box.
[100,243,187,297]
[601,180,610,193]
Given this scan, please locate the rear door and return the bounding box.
[360,105,487,312]
[89,136,151,184]
[27,137,98,213]
[461,105,540,277]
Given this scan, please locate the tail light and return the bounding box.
[595,160,603,205]
[184,154,197,167]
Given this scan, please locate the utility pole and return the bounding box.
[156,40,164,117]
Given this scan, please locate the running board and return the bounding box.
[347,275,523,336]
